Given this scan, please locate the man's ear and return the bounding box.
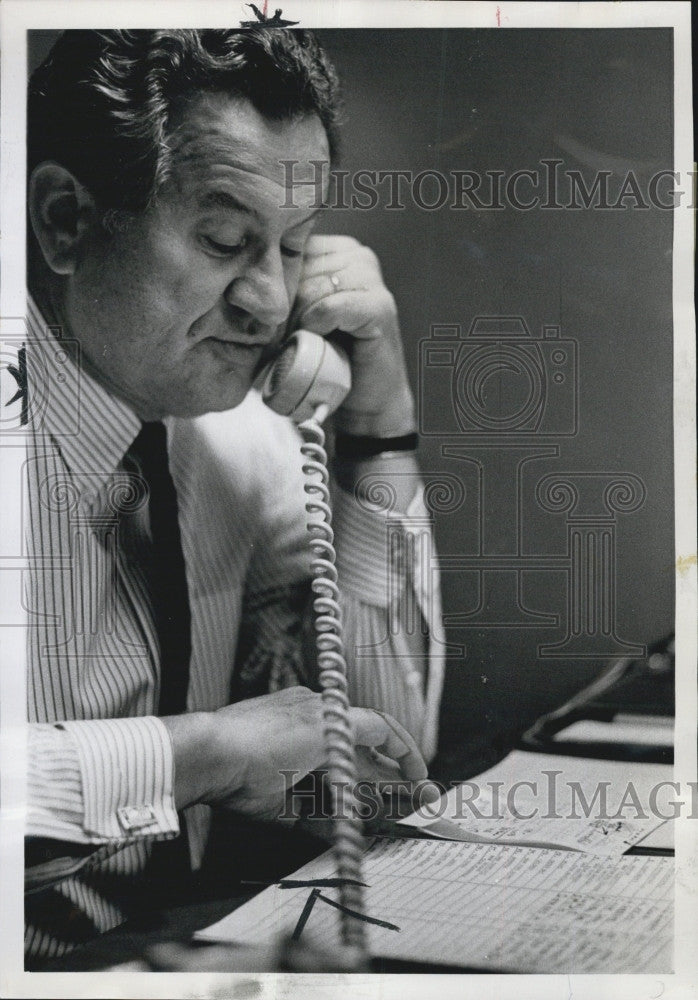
[28,163,98,276]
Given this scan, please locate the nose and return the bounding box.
[224,245,291,331]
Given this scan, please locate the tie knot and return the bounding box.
[131,420,167,461]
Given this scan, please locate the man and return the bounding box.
[23,28,443,962]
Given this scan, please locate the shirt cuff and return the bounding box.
[46,717,179,843]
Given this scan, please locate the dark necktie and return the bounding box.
[129,421,191,716]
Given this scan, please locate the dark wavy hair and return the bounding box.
[28,28,341,214]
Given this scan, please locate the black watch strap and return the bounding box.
[334,431,418,460]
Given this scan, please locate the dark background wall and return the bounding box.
[310,29,674,752]
[29,29,675,755]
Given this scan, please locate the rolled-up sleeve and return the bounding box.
[27,717,179,844]
[332,484,445,762]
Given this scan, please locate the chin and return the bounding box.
[165,379,252,418]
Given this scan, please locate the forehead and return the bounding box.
[165,92,330,212]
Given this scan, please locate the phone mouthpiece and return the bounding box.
[266,340,297,396]
[261,329,351,424]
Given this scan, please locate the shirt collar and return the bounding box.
[27,295,142,506]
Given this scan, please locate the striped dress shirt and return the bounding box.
[22,296,444,961]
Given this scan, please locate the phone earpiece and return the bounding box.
[261,329,351,423]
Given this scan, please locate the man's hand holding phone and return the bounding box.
[290,235,417,438]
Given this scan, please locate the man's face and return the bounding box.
[64,93,329,419]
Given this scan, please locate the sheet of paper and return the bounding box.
[635,822,675,850]
[196,838,673,973]
[399,751,673,856]
[554,715,674,747]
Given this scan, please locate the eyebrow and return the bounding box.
[200,189,262,221]
[200,189,326,227]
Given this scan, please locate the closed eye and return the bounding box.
[201,234,249,257]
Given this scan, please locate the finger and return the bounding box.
[413,779,442,806]
[351,708,428,782]
[294,289,389,337]
[298,252,375,287]
[300,235,380,276]
[353,749,441,811]
[300,238,382,288]
[303,233,362,258]
[354,744,403,785]
[299,245,362,272]
[295,271,370,310]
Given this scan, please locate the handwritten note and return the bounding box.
[400,751,673,855]
[196,838,673,972]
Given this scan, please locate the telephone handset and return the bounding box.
[261,328,351,424]
[260,328,367,963]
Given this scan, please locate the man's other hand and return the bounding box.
[162,687,430,821]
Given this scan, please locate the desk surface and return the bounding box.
[36,741,673,973]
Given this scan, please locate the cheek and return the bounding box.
[140,211,234,315]
[84,227,222,336]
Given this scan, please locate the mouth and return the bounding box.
[207,336,263,350]
[205,336,271,379]
[206,337,265,359]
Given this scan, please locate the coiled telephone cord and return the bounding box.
[299,406,368,965]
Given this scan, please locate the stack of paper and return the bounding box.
[197,837,673,973]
